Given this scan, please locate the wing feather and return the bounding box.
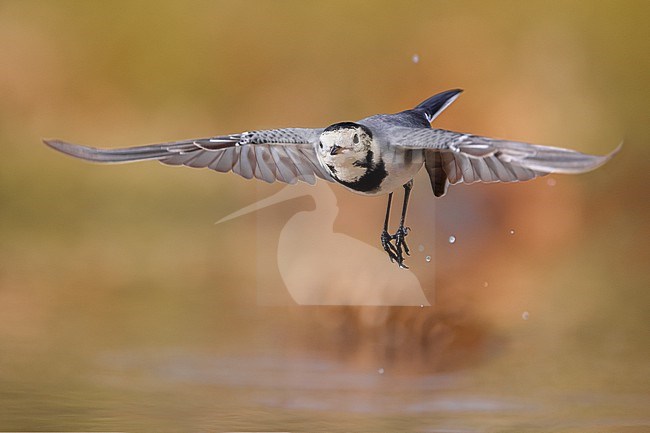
[458,153,475,183]
[269,146,298,184]
[234,146,253,179]
[285,147,317,184]
[212,148,236,172]
[470,157,491,182]
[441,151,458,183]
[254,144,275,183]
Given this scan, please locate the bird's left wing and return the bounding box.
[387,127,621,196]
[44,128,333,185]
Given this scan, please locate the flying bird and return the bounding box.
[43,89,620,268]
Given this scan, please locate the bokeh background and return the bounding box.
[1,1,648,432]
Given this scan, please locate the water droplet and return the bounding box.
[547,178,556,186]
[378,368,385,374]
[418,244,425,252]
[509,229,515,235]
[425,255,431,262]
[412,54,419,64]
[522,311,530,320]
[483,281,489,288]
[448,235,456,244]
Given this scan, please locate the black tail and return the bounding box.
[414,89,463,123]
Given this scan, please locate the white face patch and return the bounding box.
[317,126,376,183]
[319,129,363,154]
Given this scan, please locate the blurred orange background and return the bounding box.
[0,1,648,431]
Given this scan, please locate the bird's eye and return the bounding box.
[353,134,359,144]
[319,142,323,149]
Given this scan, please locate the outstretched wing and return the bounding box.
[43,128,334,185]
[388,127,621,196]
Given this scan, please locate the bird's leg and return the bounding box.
[390,180,413,268]
[381,192,400,263]
[379,181,413,268]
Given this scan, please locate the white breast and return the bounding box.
[372,147,424,195]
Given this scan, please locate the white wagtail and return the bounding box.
[44,89,620,268]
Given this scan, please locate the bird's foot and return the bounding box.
[392,226,411,268]
[381,229,400,263]
[381,226,411,268]
[393,225,411,256]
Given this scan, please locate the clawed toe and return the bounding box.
[381,230,399,263]
[380,226,411,268]
[393,226,411,257]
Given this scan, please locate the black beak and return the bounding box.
[330,145,342,156]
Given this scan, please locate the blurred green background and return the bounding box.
[1,1,648,432]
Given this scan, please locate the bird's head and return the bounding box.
[318,122,374,162]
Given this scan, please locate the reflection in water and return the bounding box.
[84,348,648,432]
[95,349,526,425]
[2,342,648,432]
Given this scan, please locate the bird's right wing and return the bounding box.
[387,127,621,196]
[44,128,334,185]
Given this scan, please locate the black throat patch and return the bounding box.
[333,150,387,193]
